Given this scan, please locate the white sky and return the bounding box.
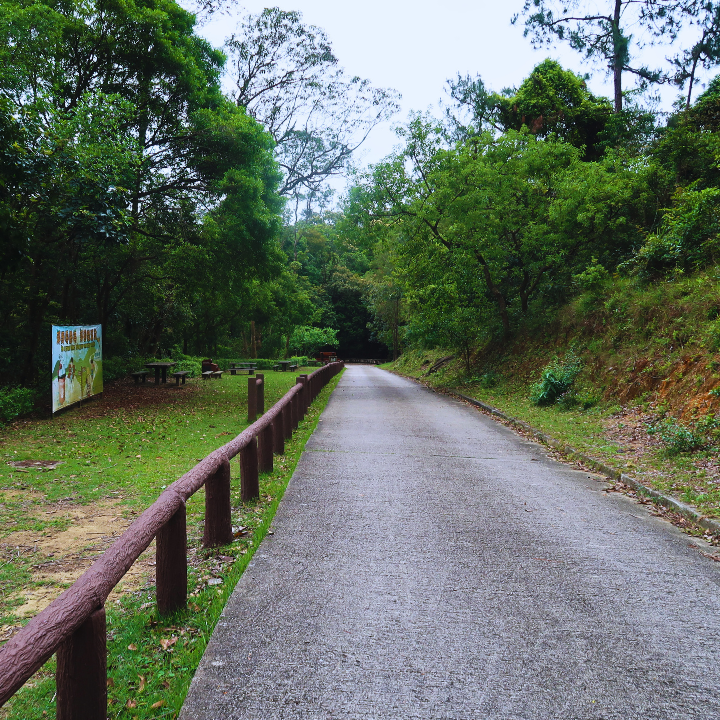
[195,1,710,176]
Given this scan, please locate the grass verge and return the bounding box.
[386,349,720,527]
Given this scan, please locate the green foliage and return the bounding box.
[573,258,611,296]
[479,372,500,389]
[102,356,149,383]
[0,386,35,423]
[647,418,706,455]
[171,359,203,378]
[289,326,338,356]
[0,0,285,384]
[447,60,612,159]
[629,187,720,279]
[530,353,582,406]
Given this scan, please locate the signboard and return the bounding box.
[52,325,103,413]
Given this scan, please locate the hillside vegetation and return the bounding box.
[388,269,720,523]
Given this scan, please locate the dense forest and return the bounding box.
[3,0,720,396]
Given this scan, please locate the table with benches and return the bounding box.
[145,361,176,384]
[202,370,223,380]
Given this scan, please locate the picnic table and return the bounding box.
[276,360,292,372]
[145,361,176,384]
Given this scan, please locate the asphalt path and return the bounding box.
[180,365,720,719]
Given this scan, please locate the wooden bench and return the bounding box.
[172,371,189,385]
[131,371,149,385]
[289,364,299,371]
[273,364,281,371]
[211,370,223,380]
[202,371,213,379]
[230,367,252,375]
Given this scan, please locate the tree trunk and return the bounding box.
[613,0,623,113]
[475,251,511,338]
[250,320,256,359]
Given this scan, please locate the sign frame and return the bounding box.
[52,325,103,413]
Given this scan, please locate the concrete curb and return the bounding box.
[442,388,720,536]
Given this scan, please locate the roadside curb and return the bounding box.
[440,388,720,536]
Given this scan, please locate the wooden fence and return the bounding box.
[0,362,344,717]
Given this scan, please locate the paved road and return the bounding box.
[180,365,720,720]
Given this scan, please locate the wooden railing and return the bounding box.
[0,362,344,717]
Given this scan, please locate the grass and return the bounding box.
[385,266,720,524]
[0,367,343,718]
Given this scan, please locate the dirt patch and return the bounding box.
[43,375,202,419]
[2,500,155,621]
[6,460,63,469]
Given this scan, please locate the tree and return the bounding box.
[670,7,720,109]
[225,8,400,204]
[354,119,584,340]
[446,60,613,159]
[0,0,284,380]
[513,0,682,112]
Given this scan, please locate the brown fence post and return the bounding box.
[247,376,257,423]
[296,376,307,418]
[156,503,187,616]
[256,373,264,415]
[291,392,299,431]
[203,459,232,548]
[273,410,284,455]
[283,402,292,441]
[258,423,273,473]
[56,606,106,720]
[240,436,259,501]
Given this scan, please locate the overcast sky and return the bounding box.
[196,1,704,173]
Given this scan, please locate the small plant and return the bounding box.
[647,418,705,456]
[530,353,582,406]
[479,371,500,389]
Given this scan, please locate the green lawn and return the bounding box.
[0,367,343,719]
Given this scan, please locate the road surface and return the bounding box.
[180,365,720,719]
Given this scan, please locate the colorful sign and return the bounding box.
[52,325,103,413]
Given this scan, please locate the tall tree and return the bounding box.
[446,60,613,159]
[225,8,400,204]
[513,0,683,111]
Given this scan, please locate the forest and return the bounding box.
[3,0,720,402]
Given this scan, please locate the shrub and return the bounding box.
[0,386,35,423]
[530,353,582,406]
[648,418,705,455]
[172,359,202,377]
[479,371,500,388]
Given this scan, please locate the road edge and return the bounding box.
[385,368,720,537]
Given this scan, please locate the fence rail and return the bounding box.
[0,362,344,715]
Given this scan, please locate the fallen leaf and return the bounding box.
[138,675,146,692]
[126,699,137,709]
[151,700,165,709]
[106,678,115,688]
[127,644,137,651]
[162,680,170,689]
[160,637,177,651]
[135,454,141,458]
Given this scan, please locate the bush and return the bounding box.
[648,418,705,455]
[0,386,35,423]
[530,353,582,406]
[289,326,338,356]
[172,358,202,377]
[479,371,499,388]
